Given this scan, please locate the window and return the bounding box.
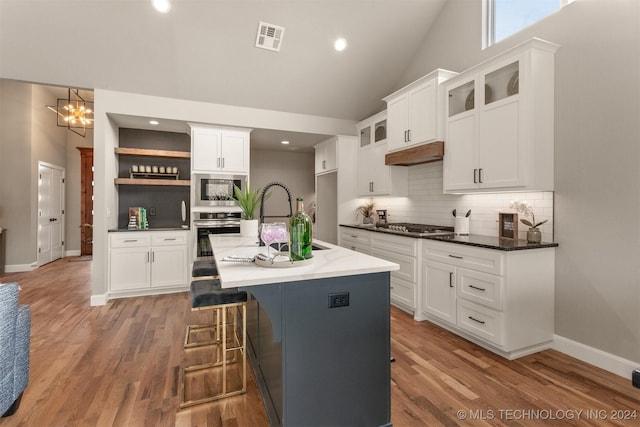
[484,0,572,48]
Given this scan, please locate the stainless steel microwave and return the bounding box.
[195,174,245,207]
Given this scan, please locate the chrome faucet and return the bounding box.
[258,182,293,246]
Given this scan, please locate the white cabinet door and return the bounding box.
[314,139,337,174]
[386,95,409,152]
[423,259,456,325]
[220,130,249,174]
[478,100,523,188]
[151,245,188,288]
[408,79,437,144]
[443,113,476,191]
[110,247,151,291]
[192,128,221,172]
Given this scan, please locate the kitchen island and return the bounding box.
[208,235,398,427]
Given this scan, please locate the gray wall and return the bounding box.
[249,149,316,222]
[0,79,92,266]
[0,80,34,266]
[399,0,640,362]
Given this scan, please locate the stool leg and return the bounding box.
[241,303,247,392]
[222,304,227,396]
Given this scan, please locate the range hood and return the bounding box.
[384,141,444,166]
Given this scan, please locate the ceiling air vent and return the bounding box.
[256,21,285,52]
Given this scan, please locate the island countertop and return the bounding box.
[208,235,399,288]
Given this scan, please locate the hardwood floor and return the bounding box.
[1,258,638,426]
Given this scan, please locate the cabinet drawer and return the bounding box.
[457,299,504,346]
[151,231,188,246]
[370,248,416,283]
[423,240,503,275]
[457,268,503,310]
[370,233,417,257]
[340,228,371,244]
[390,276,415,311]
[342,242,371,254]
[110,233,151,248]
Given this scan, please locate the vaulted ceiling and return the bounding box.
[0,0,448,123]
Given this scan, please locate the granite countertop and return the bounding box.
[340,224,558,251]
[108,227,190,232]
[424,234,558,251]
[208,235,399,289]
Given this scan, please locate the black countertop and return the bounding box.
[340,224,558,251]
[108,227,190,232]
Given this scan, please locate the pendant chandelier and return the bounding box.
[47,88,94,137]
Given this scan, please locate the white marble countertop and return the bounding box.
[208,235,399,288]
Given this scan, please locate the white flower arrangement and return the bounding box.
[509,200,548,229]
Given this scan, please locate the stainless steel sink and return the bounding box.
[269,242,329,251]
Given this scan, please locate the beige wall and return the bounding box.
[399,0,640,362]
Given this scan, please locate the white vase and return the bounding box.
[240,219,259,238]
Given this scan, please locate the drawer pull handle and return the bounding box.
[163,238,177,241]
[448,254,463,259]
[469,284,486,292]
[468,316,485,325]
[449,272,453,288]
[124,239,138,243]
[350,235,357,238]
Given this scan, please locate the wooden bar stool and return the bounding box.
[181,279,247,408]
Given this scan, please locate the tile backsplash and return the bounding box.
[368,162,554,242]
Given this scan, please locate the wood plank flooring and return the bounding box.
[1,257,638,426]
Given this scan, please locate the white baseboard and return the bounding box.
[4,263,37,273]
[90,294,108,306]
[65,249,81,257]
[553,334,639,380]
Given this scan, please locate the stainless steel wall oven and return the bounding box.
[193,211,241,257]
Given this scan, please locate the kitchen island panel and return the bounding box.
[244,272,391,427]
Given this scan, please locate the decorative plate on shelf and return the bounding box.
[507,71,519,96]
[464,84,493,111]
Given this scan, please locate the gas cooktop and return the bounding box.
[367,222,454,237]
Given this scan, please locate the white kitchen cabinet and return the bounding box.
[356,111,407,197]
[108,230,189,298]
[422,259,456,325]
[339,227,371,254]
[370,232,418,314]
[190,124,251,174]
[443,38,558,193]
[419,239,555,359]
[384,69,457,153]
[314,138,337,174]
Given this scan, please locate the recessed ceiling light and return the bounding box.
[281,140,290,145]
[334,37,347,52]
[149,120,159,125]
[152,0,171,14]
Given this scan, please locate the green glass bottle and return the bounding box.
[289,197,313,261]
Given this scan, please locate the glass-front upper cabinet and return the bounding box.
[448,80,475,117]
[374,119,387,143]
[484,61,519,105]
[360,126,371,148]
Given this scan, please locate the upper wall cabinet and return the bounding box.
[443,38,559,193]
[383,69,458,153]
[356,111,408,197]
[314,138,338,174]
[190,124,251,175]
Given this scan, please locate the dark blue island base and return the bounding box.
[243,272,392,427]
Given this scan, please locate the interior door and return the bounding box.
[38,163,65,266]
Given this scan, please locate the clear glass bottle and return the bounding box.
[289,197,313,261]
